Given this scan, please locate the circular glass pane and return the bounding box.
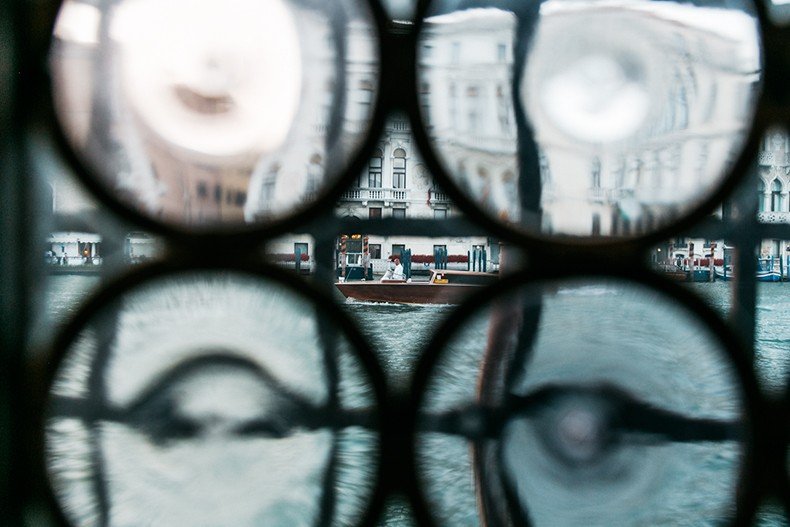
[51,0,379,231]
[416,278,748,526]
[46,271,378,526]
[417,0,761,238]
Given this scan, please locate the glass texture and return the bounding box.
[50,0,379,231]
[46,272,377,526]
[418,0,761,237]
[417,278,745,526]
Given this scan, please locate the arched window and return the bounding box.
[368,148,382,188]
[260,163,280,214]
[392,148,406,189]
[758,179,765,212]
[771,178,783,212]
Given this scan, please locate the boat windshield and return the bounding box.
[433,272,497,285]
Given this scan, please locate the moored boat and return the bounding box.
[654,263,687,282]
[714,260,783,282]
[715,269,782,282]
[654,263,711,282]
[335,269,497,305]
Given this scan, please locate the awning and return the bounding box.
[48,232,102,243]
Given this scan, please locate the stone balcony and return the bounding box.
[340,187,410,204]
[758,150,790,166]
[429,189,451,205]
[758,211,790,223]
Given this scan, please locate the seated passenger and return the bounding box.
[392,258,405,280]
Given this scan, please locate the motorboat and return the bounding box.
[714,258,784,282]
[335,269,497,305]
[714,266,783,282]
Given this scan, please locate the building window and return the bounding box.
[358,79,374,117]
[496,85,511,134]
[420,83,431,126]
[262,180,275,207]
[308,154,322,195]
[771,178,782,212]
[449,82,458,130]
[392,208,406,219]
[369,207,382,219]
[622,217,632,236]
[758,178,765,212]
[294,242,308,257]
[369,149,383,188]
[368,244,381,259]
[434,208,447,219]
[197,182,208,199]
[260,163,280,213]
[214,184,222,204]
[392,244,405,257]
[592,158,601,189]
[497,43,507,62]
[592,213,601,236]
[393,148,406,189]
[467,86,480,133]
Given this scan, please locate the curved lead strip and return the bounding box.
[419,383,741,444]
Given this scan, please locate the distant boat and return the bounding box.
[654,263,711,282]
[654,263,687,282]
[714,259,783,282]
[335,269,497,305]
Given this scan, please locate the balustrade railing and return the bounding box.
[757,211,790,223]
[339,187,410,202]
[429,189,450,203]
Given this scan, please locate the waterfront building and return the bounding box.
[46,232,101,266]
[757,128,790,258]
[46,0,776,275]
[266,114,494,277]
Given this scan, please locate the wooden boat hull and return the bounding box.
[335,282,480,305]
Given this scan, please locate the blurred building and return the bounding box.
[419,3,761,236]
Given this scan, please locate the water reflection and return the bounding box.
[46,273,377,526]
[51,0,379,230]
[418,0,761,237]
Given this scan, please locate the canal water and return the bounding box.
[42,275,790,526]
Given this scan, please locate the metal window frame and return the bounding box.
[0,0,789,525]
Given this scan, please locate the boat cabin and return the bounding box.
[429,270,497,286]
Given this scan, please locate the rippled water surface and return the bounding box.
[46,276,790,526]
